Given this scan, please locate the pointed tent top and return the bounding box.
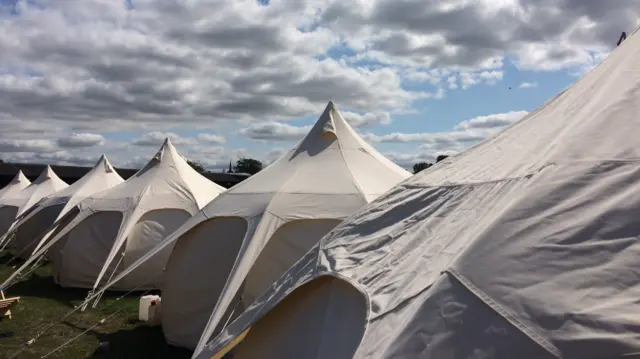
[149,138,173,163]
[38,165,56,181]
[11,170,30,185]
[318,101,337,137]
[95,154,116,173]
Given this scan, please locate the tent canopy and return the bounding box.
[87,101,411,349]
[0,170,30,201]
[199,27,640,359]
[0,166,68,237]
[9,138,226,291]
[7,155,125,257]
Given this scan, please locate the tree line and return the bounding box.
[412,155,449,174]
[187,157,264,175]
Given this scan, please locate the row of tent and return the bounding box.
[0,101,412,353]
[3,27,640,359]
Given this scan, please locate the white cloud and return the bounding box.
[57,133,106,148]
[0,139,56,153]
[365,110,529,165]
[132,132,198,146]
[239,122,312,141]
[0,0,636,171]
[197,133,226,144]
[455,111,529,130]
[519,81,538,89]
[342,111,392,128]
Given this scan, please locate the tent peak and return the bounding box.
[318,101,338,137]
[95,154,116,173]
[11,170,29,185]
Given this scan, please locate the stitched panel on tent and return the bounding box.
[232,276,367,359]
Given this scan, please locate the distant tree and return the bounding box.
[0,159,4,164]
[234,157,263,175]
[413,162,432,174]
[436,155,449,163]
[187,160,206,173]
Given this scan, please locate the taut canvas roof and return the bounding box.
[6,138,226,291]
[0,166,68,238]
[84,101,411,349]
[0,170,30,201]
[196,27,640,359]
[6,155,124,258]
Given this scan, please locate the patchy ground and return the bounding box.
[0,251,192,359]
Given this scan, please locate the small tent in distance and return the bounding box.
[7,155,124,258]
[87,101,411,350]
[0,171,30,201]
[197,27,640,359]
[7,138,226,293]
[0,166,68,238]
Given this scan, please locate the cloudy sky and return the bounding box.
[1,0,638,171]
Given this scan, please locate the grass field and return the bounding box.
[0,251,193,359]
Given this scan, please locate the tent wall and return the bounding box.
[243,218,342,304]
[120,208,191,289]
[54,211,124,288]
[162,217,248,349]
[232,276,367,359]
[13,203,64,258]
[356,273,554,359]
[0,206,18,236]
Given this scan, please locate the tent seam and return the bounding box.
[447,269,561,358]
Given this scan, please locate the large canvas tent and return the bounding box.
[15,138,226,291]
[0,170,30,201]
[0,166,68,238]
[194,28,640,359]
[90,101,411,349]
[6,155,124,258]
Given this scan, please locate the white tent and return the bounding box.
[7,155,124,258]
[21,138,226,291]
[0,166,68,238]
[0,170,30,201]
[194,28,640,359]
[89,101,411,349]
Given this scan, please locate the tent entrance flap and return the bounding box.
[0,206,19,238]
[231,276,367,359]
[13,203,65,257]
[120,208,191,288]
[242,218,342,305]
[161,216,248,349]
[55,211,124,289]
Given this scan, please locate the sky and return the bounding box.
[0,0,639,172]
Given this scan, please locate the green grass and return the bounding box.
[0,251,193,359]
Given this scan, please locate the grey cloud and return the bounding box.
[322,0,639,70]
[342,111,392,128]
[57,133,106,148]
[198,133,226,144]
[132,132,198,146]
[0,139,57,153]
[239,122,311,141]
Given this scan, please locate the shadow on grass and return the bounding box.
[5,271,159,312]
[0,251,21,265]
[63,321,193,359]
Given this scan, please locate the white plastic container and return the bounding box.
[139,295,162,323]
